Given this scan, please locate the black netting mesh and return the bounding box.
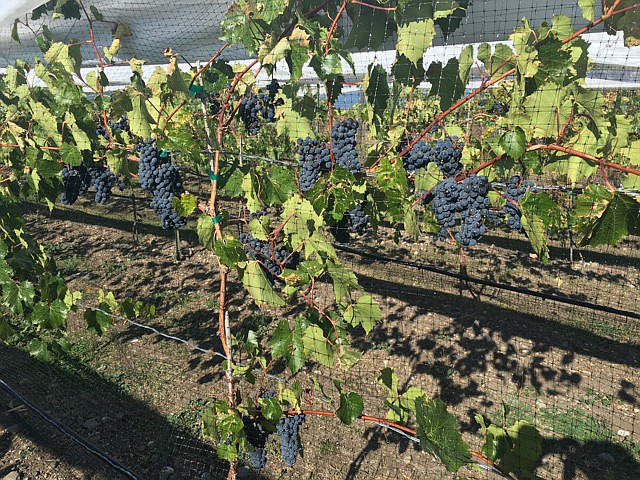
[1,0,639,479]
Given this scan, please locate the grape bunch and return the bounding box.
[88,164,117,204]
[403,139,432,173]
[60,165,91,205]
[347,202,368,234]
[149,162,187,230]
[296,137,331,192]
[109,114,129,132]
[135,138,162,191]
[488,101,509,115]
[96,123,107,139]
[454,174,491,247]
[239,233,298,277]
[243,415,270,470]
[331,118,361,173]
[503,175,536,232]
[135,138,187,229]
[277,414,305,467]
[430,177,459,237]
[239,80,283,134]
[432,136,464,177]
[208,92,221,115]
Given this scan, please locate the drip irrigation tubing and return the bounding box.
[332,243,640,320]
[0,378,139,480]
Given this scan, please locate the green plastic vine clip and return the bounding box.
[159,149,169,158]
[189,84,204,98]
[208,171,219,181]
[211,215,223,224]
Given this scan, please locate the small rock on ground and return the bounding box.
[159,466,175,480]
[2,471,21,480]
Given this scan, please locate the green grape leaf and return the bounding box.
[2,280,35,315]
[215,239,247,268]
[336,389,363,426]
[129,94,155,139]
[395,1,436,64]
[27,338,51,360]
[364,64,390,125]
[392,53,426,87]
[604,0,640,47]
[302,324,333,367]
[343,295,381,334]
[519,192,561,263]
[269,320,293,358]
[579,192,640,247]
[0,318,14,342]
[11,19,20,44]
[59,143,83,167]
[259,396,283,421]
[172,193,197,217]
[287,27,311,83]
[241,261,286,306]
[578,0,595,21]
[345,1,391,50]
[84,307,113,336]
[31,300,68,330]
[260,37,291,66]
[197,214,216,250]
[499,421,543,474]
[326,260,361,302]
[378,368,398,396]
[44,42,81,75]
[217,442,237,461]
[426,45,473,110]
[499,127,526,160]
[415,396,471,472]
[337,345,362,370]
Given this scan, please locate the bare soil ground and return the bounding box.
[0,193,638,480]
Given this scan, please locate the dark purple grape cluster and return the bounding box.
[430,174,491,247]
[109,114,129,132]
[454,174,491,247]
[60,165,91,205]
[331,118,361,173]
[88,164,117,204]
[208,92,221,116]
[432,136,464,177]
[135,138,186,229]
[277,414,305,467]
[347,202,368,234]
[430,177,459,237]
[243,415,270,470]
[250,209,268,220]
[135,138,161,191]
[239,233,298,277]
[503,175,536,232]
[96,123,108,139]
[296,137,331,192]
[239,80,283,134]
[149,162,187,230]
[488,101,509,115]
[403,139,432,173]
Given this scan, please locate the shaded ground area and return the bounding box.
[2,196,637,480]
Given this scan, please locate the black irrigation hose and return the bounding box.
[333,243,640,320]
[0,378,139,480]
